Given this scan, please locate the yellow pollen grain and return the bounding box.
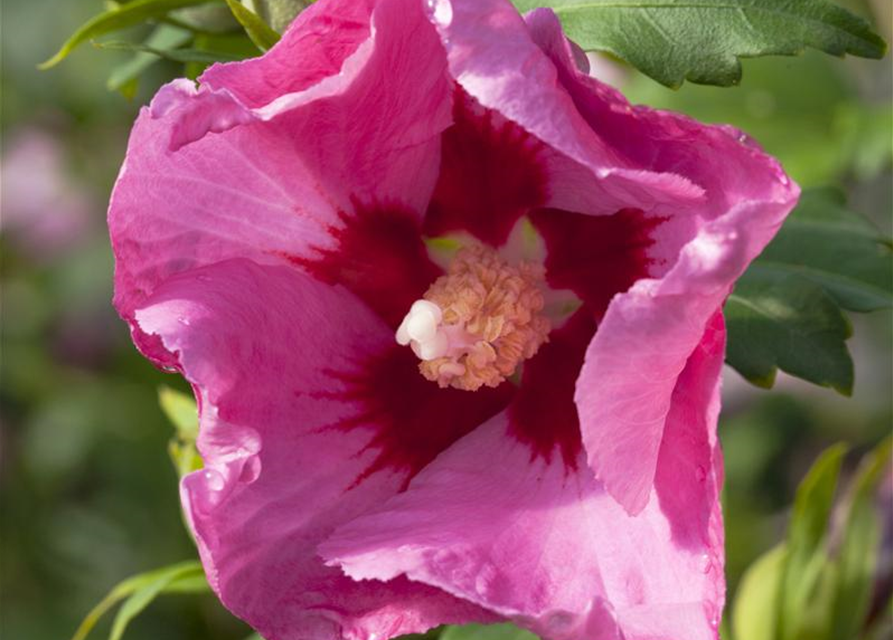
[420,244,550,391]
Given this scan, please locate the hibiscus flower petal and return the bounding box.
[110,0,452,345]
[152,0,451,152]
[426,0,706,221]
[322,311,726,640]
[199,0,377,107]
[655,313,725,573]
[133,258,500,640]
[575,188,794,516]
[518,8,799,514]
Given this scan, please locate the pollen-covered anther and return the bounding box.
[395,245,550,391]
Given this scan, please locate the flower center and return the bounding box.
[396,244,550,391]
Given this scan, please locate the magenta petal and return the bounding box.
[656,313,726,564]
[515,8,799,513]
[133,259,493,640]
[574,189,795,515]
[110,104,341,324]
[110,0,452,338]
[151,0,450,152]
[323,312,727,639]
[427,0,706,216]
[322,410,724,640]
[199,0,377,107]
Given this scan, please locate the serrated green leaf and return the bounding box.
[106,24,193,96]
[828,438,892,640]
[726,187,890,393]
[732,544,785,640]
[777,444,846,640]
[40,0,223,69]
[224,0,280,51]
[754,188,893,313]
[725,270,854,394]
[95,39,243,63]
[512,0,887,88]
[441,624,540,640]
[71,561,208,640]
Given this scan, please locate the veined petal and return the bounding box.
[520,8,799,514]
[323,418,722,640]
[199,0,377,107]
[322,313,727,640]
[426,0,705,223]
[110,0,453,344]
[134,259,500,640]
[655,313,726,587]
[150,0,451,152]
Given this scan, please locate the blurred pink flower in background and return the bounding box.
[108,0,798,638]
[1,128,92,259]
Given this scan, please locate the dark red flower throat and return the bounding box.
[292,89,661,484]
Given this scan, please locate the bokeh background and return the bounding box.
[1,1,891,638]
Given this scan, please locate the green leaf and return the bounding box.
[511,0,887,88]
[224,0,280,51]
[159,386,201,477]
[106,24,193,96]
[71,561,208,640]
[395,629,445,640]
[441,624,540,640]
[755,187,893,313]
[159,386,203,477]
[185,30,262,78]
[828,438,892,640]
[95,39,243,63]
[39,0,222,69]
[168,437,204,477]
[254,0,312,33]
[777,444,846,640]
[109,562,209,640]
[731,442,891,640]
[95,39,239,63]
[726,187,891,393]
[732,544,785,640]
[158,386,198,439]
[725,270,853,394]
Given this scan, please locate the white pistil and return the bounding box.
[396,300,448,361]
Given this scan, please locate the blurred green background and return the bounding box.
[1,1,890,639]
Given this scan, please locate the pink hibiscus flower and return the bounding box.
[109,0,799,638]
